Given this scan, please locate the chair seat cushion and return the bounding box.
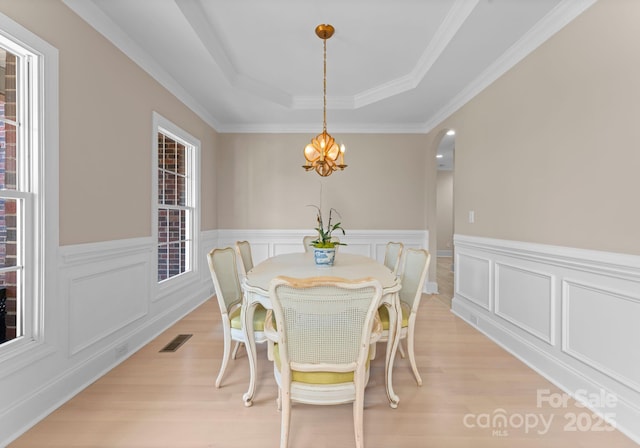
[229,304,268,331]
[378,301,411,330]
[273,344,371,385]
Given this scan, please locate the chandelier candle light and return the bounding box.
[302,24,347,177]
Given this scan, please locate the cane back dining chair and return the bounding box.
[235,240,254,278]
[302,235,315,253]
[207,247,268,388]
[377,248,431,386]
[265,276,383,448]
[383,241,404,276]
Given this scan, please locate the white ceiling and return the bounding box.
[63,0,594,134]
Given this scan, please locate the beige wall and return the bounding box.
[436,171,454,253]
[0,0,220,245]
[6,0,633,260]
[217,133,433,231]
[429,0,640,256]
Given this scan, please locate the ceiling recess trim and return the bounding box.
[352,0,480,109]
[175,0,294,108]
[176,0,481,111]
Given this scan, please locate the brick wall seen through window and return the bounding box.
[157,132,192,282]
[0,50,19,344]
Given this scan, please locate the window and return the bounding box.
[154,114,199,284]
[0,19,55,352]
[0,46,21,345]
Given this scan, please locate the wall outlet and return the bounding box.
[115,342,129,360]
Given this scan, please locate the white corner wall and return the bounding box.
[0,236,214,446]
[452,234,640,444]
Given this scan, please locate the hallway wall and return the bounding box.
[436,170,454,256]
[432,0,640,256]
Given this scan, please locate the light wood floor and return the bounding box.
[11,284,637,447]
[435,256,454,308]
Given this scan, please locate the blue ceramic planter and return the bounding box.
[313,247,336,266]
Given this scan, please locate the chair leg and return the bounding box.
[280,389,291,448]
[215,324,232,388]
[398,339,406,359]
[267,340,274,361]
[407,326,422,386]
[353,381,365,448]
[231,341,242,360]
[276,387,282,411]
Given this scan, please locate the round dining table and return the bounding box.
[241,252,403,408]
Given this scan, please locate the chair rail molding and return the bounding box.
[452,234,640,445]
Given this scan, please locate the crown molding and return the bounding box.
[62,0,222,130]
[216,121,431,134]
[420,0,598,133]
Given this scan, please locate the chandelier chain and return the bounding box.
[323,37,327,133]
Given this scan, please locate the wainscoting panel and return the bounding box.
[495,262,555,345]
[60,238,154,356]
[451,234,640,444]
[455,252,491,310]
[347,243,375,258]
[68,259,149,355]
[60,236,213,358]
[563,280,640,393]
[248,241,272,260]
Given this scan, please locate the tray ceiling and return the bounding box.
[63,0,595,133]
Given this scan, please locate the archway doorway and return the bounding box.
[435,129,455,307]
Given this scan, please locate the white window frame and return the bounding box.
[152,112,200,297]
[0,12,59,372]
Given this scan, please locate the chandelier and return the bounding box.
[302,24,347,177]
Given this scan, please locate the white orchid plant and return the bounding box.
[308,205,346,248]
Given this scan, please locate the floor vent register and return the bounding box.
[160,334,192,352]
